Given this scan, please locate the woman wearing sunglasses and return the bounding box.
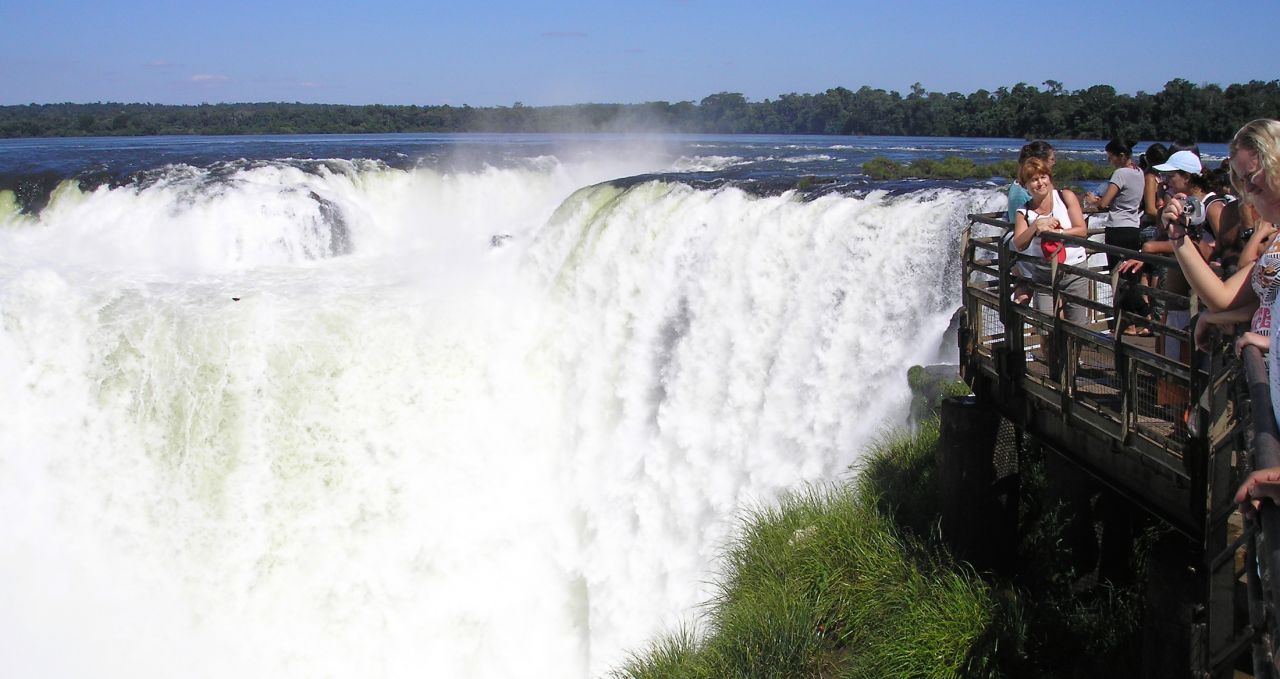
[1230,120,1280,510]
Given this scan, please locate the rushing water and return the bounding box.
[0,133,1218,678]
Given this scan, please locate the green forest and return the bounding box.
[3,79,1279,142]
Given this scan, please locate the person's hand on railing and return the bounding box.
[1235,331,1270,356]
[1194,315,1217,351]
[1235,467,1280,516]
[1115,258,1146,275]
[1033,215,1061,234]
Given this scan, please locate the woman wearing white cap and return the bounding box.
[1161,142,1275,349]
[1141,149,1224,362]
[1155,150,1227,238]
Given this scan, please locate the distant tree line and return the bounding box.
[3,79,1278,142]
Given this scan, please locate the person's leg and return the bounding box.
[1104,227,1126,274]
[1029,269,1054,363]
[1031,267,1054,317]
[1060,272,1091,325]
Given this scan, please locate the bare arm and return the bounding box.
[1143,174,1163,219]
[1239,223,1278,268]
[1201,306,1258,325]
[1236,466,1280,513]
[1195,305,1260,350]
[1012,210,1036,251]
[1166,197,1259,312]
[1235,332,1270,357]
[1059,191,1089,237]
[1088,182,1121,210]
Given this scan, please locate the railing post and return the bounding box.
[999,233,1025,369]
[1242,345,1280,678]
[1048,252,1066,389]
[1110,266,1123,333]
[997,231,1011,324]
[1112,267,1132,443]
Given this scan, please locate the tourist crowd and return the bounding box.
[1004,119,1280,511]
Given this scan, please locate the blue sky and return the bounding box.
[2,0,1275,106]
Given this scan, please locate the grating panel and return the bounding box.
[1132,360,1188,449]
[977,299,1005,359]
[1074,338,1122,418]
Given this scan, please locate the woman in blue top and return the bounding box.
[1007,140,1055,223]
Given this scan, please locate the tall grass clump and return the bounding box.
[613,424,995,679]
[616,372,1158,678]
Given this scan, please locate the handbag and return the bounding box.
[1031,191,1068,263]
[1041,238,1066,263]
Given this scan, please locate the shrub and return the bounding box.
[860,156,905,180]
[859,155,1111,182]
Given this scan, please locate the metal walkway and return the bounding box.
[959,212,1280,678]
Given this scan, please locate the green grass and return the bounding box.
[614,424,995,679]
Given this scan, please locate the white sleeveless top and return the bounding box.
[1017,190,1086,266]
[1251,236,1280,335]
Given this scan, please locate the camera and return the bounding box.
[1182,196,1206,225]
[1182,196,1206,238]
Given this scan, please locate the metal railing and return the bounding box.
[960,211,1260,678]
[1241,344,1280,678]
[961,213,1238,533]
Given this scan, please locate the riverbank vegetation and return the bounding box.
[3,78,1277,142]
[859,157,1113,182]
[613,372,1163,678]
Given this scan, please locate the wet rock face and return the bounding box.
[0,170,62,214]
[907,363,965,426]
[309,191,352,257]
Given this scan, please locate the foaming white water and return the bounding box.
[0,268,571,678]
[0,156,643,274]
[667,155,747,173]
[525,184,997,668]
[772,153,839,163]
[0,159,1001,678]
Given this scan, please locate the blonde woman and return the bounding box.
[1209,119,1280,518]
[1167,123,1280,360]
